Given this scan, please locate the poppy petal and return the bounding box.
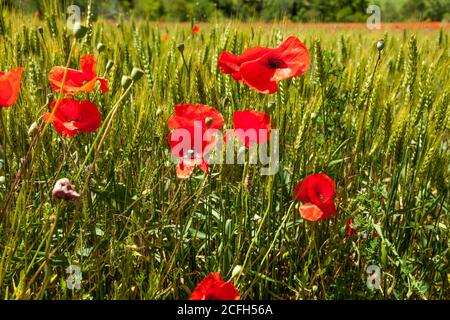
[299,203,323,221]
[0,67,23,107]
[239,59,278,94]
[176,161,195,179]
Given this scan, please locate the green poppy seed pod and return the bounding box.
[106,60,114,72]
[205,117,213,126]
[0,176,5,184]
[73,24,87,39]
[176,43,185,53]
[377,39,385,51]
[97,43,106,53]
[131,67,144,81]
[121,75,132,89]
[37,26,44,36]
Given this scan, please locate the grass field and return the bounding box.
[0,4,449,300]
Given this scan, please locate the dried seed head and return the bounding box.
[52,178,80,201]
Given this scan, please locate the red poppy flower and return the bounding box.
[229,110,271,148]
[162,35,169,41]
[192,25,199,35]
[35,11,41,18]
[0,67,23,107]
[293,173,337,221]
[44,98,102,137]
[189,272,240,300]
[48,54,108,95]
[218,36,310,94]
[167,104,223,179]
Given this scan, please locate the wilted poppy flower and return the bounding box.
[192,25,199,35]
[229,110,271,148]
[48,54,108,94]
[168,104,223,179]
[218,36,310,94]
[189,272,240,300]
[293,173,337,221]
[0,67,23,107]
[52,178,80,200]
[44,98,102,137]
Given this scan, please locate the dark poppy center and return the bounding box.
[267,58,283,69]
[205,292,221,300]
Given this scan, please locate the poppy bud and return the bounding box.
[156,108,163,116]
[73,24,87,39]
[205,117,213,127]
[28,122,39,137]
[97,42,106,53]
[106,60,114,72]
[131,67,144,81]
[377,39,385,51]
[121,75,132,89]
[176,43,185,53]
[52,178,80,200]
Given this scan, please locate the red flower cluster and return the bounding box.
[190,272,240,300]
[167,104,272,178]
[46,55,107,137]
[0,68,23,108]
[218,36,310,94]
[293,173,337,221]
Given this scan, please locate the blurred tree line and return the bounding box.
[3,0,450,22]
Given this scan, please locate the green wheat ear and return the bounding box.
[195,67,207,104]
[385,108,408,164]
[84,0,94,45]
[403,35,418,105]
[313,39,325,87]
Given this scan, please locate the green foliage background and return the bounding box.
[5,0,450,22]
